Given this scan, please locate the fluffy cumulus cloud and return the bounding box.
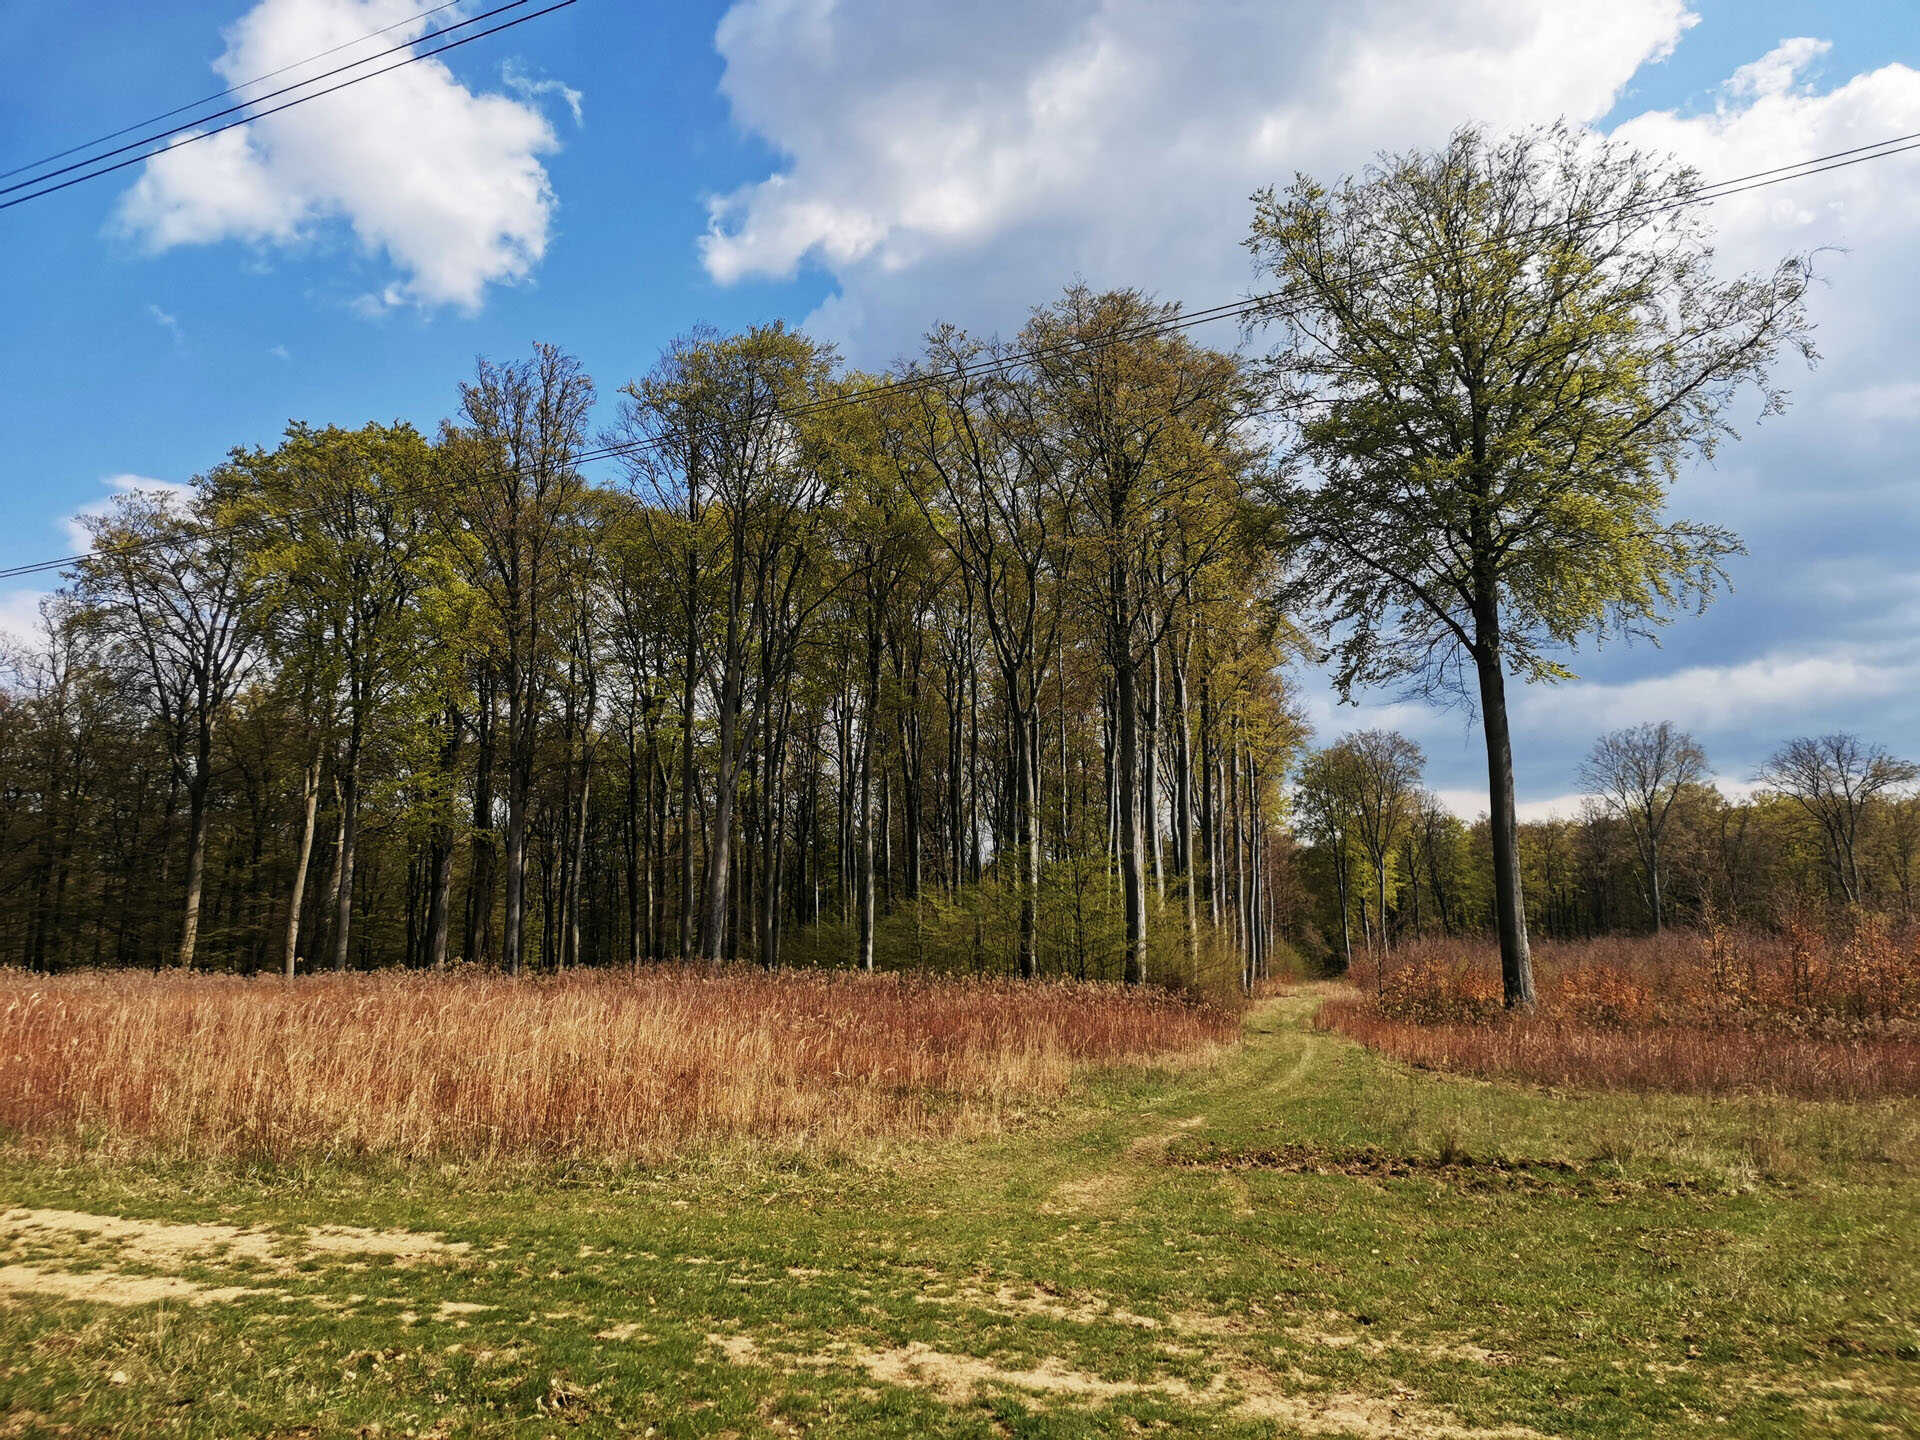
[702,2,1920,807]
[115,0,568,311]
[702,0,1695,344]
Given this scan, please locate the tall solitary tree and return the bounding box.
[1249,124,1815,1007]
[1578,720,1707,930]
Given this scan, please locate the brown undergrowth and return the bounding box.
[0,966,1236,1165]
[1323,923,1920,1099]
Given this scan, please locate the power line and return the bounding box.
[0,0,468,184]
[0,0,577,213]
[1,126,1912,585]
[1,1,531,200]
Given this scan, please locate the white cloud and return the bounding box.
[1430,788,1596,825]
[147,304,185,345]
[1516,649,1914,736]
[1725,36,1830,100]
[503,60,583,126]
[0,589,51,649]
[114,0,573,312]
[61,474,197,554]
[702,0,1695,350]
[1834,380,1920,423]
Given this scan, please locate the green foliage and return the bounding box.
[777,865,1248,1008]
[1250,123,1814,699]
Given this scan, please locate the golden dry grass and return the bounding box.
[0,966,1235,1164]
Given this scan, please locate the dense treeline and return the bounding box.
[1292,724,1919,966]
[1,126,1826,1008]
[0,288,1302,990]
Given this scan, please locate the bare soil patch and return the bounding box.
[707,1330,1549,1436]
[1,1207,468,1272]
[0,1264,259,1308]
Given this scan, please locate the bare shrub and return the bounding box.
[1325,926,1920,1100]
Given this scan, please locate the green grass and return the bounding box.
[3,987,1917,1438]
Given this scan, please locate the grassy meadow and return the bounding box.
[1,969,1917,1439]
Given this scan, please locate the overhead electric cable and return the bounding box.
[0,0,469,184]
[0,0,577,212]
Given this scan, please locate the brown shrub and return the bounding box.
[1323,926,1920,1100]
[1375,952,1504,1026]
[0,967,1235,1165]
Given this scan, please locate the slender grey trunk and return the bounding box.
[177,771,211,969]
[1114,569,1147,986]
[331,745,361,973]
[283,749,322,976]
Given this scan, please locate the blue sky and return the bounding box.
[2,1,1916,815]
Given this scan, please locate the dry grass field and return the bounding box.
[0,966,1236,1165]
[2,986,1915,1438]
[1322,924,1920,1099]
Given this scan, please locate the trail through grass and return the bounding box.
[2,985,1915,1437]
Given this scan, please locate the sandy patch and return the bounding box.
[1,1208,468,1271]
[1278,1318,1523,1368]
[436,1300,493,1318]
[0,1263,260,1308]
[917,1280,1161,1330]
[1231,1372,1547,1438]
[304,1224,469,1260]
[596,1321,652,1341]
[1126,1115,1207,1158]
[1,1208,280,1267]
[0,1207,474,1315]
[708,1331,1551,1436]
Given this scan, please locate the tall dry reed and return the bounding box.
[1321,926,1920,1100]
[0,967,1235,1164]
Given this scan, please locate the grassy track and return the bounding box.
[2,986,1916,1438]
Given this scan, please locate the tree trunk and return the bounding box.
[283,750,322,976]
[1114,581,1147,986]
[426,828,455,971]
[1145,641,1164,900]
[331,745,361,973]
[1475,644,1536,1009]
[503,776,528,976]
[562,767,590,969]
[702,623,745,966]
[1333,842,1353,973]
[857,617,882,973]
[1170,645,1198,964]
[464,672,496,966]
[1649,833,1664,933]
[1197,674,1217,927]
[177,772,211,969]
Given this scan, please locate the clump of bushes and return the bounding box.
[1324,919,1920,1099]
